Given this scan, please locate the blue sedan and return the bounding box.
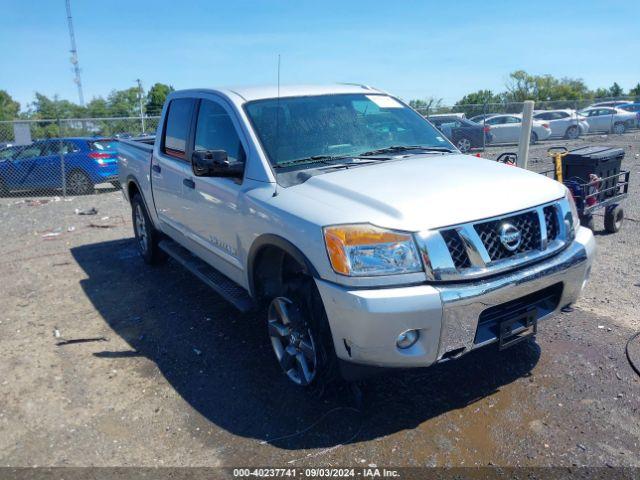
[0,137,118,195]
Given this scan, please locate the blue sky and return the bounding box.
[1,0,638,109]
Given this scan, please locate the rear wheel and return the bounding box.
[456,137,472,153]
[613,122,626,135]
[131,194,165,264]
[266,268,338,390]
[604,204,624,233]
[67,170,94,195]
[565,125,579,139]
[530,132,539,144]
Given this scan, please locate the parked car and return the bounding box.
[482,114,552,144]
[618,103,640,127]
[469,113,502,123]
[578,107,637,134]
[0,137,118,195]
[428,115,492,152]
[117,84,594,389]
[533,109,589,139]
[587,100,631,109]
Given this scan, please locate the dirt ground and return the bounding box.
[0,133,639,469]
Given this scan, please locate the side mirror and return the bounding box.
[191,150,243,178]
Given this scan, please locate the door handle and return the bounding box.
[152,164,161,173]
[183,178,195,189]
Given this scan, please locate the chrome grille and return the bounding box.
[544,205,559,241]
[421,199,572,282]
[474,211,541,261]
[441,229,471,269]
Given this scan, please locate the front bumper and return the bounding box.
[316,226,595,368]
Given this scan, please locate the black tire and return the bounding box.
[0,177,8,197]
[131,194,166,264]
[266,269,338,392]
[565,125,579,139]
[580,214,595,230]
[456,137,472,153]
[530,132,538,144]
[67,170,94,195]
[613,122,626,135]
[604,205,624,233]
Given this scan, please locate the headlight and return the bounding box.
[323,224,423,276]
[565,189,580,240]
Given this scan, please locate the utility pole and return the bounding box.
[136,79,145,134]
[65,0,85,106]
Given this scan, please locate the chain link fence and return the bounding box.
[0,96,639,197]
[415,96,640,153]
[0,116,160,197]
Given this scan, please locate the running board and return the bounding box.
[158,239,255,312]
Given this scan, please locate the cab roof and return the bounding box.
[175,84,387,103]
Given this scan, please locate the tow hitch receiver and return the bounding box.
[499,309,537,350]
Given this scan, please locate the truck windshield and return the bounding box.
[244,94,454,167]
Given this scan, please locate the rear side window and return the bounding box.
[163,98,195,159]
[194,100,245,163]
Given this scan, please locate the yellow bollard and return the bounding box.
[547,147,569,183]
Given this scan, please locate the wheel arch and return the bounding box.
[247,234,320,300]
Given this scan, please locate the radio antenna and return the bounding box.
[273,54,281,197]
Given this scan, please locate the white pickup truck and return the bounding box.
[117,84,595,388]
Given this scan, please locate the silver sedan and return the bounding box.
[533,109,589,139]
[578,107,637,134]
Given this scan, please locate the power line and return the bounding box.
[65,0,85,106]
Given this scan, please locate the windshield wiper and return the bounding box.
[273,154,353,169]
[357,145,454,156]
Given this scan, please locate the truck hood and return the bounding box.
[289,154,566,231]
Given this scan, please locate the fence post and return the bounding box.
[57,117,67,198]
[517,100,535,169]
[482,101,487,151]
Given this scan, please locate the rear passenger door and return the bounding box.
[152,97,196,233]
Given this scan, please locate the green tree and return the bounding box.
[608,82,623,97]
[146,83,174,116]
[107,87,140,116]
[0,90,20,121]
[629,83,640,98]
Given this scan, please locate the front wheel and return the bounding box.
[604,205,624,233]
[530,132,539,144]
[267,275,337,390]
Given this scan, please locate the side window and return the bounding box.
[556,112,569,119]
[505,116,521,124]
[194,100,244,163]
[536,112,550,120]
[163,98,195,159]
[15,144,43,159]
[486,117,502,125]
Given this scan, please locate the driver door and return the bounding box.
[181,98,247,277]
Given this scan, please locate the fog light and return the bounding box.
[396,329,419,349]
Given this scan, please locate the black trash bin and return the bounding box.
[562,146,624,199]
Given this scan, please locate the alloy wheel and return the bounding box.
[67,171,92,195]
[134,204,149,255]
[268,296,318,386]
[457,138,471,153]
